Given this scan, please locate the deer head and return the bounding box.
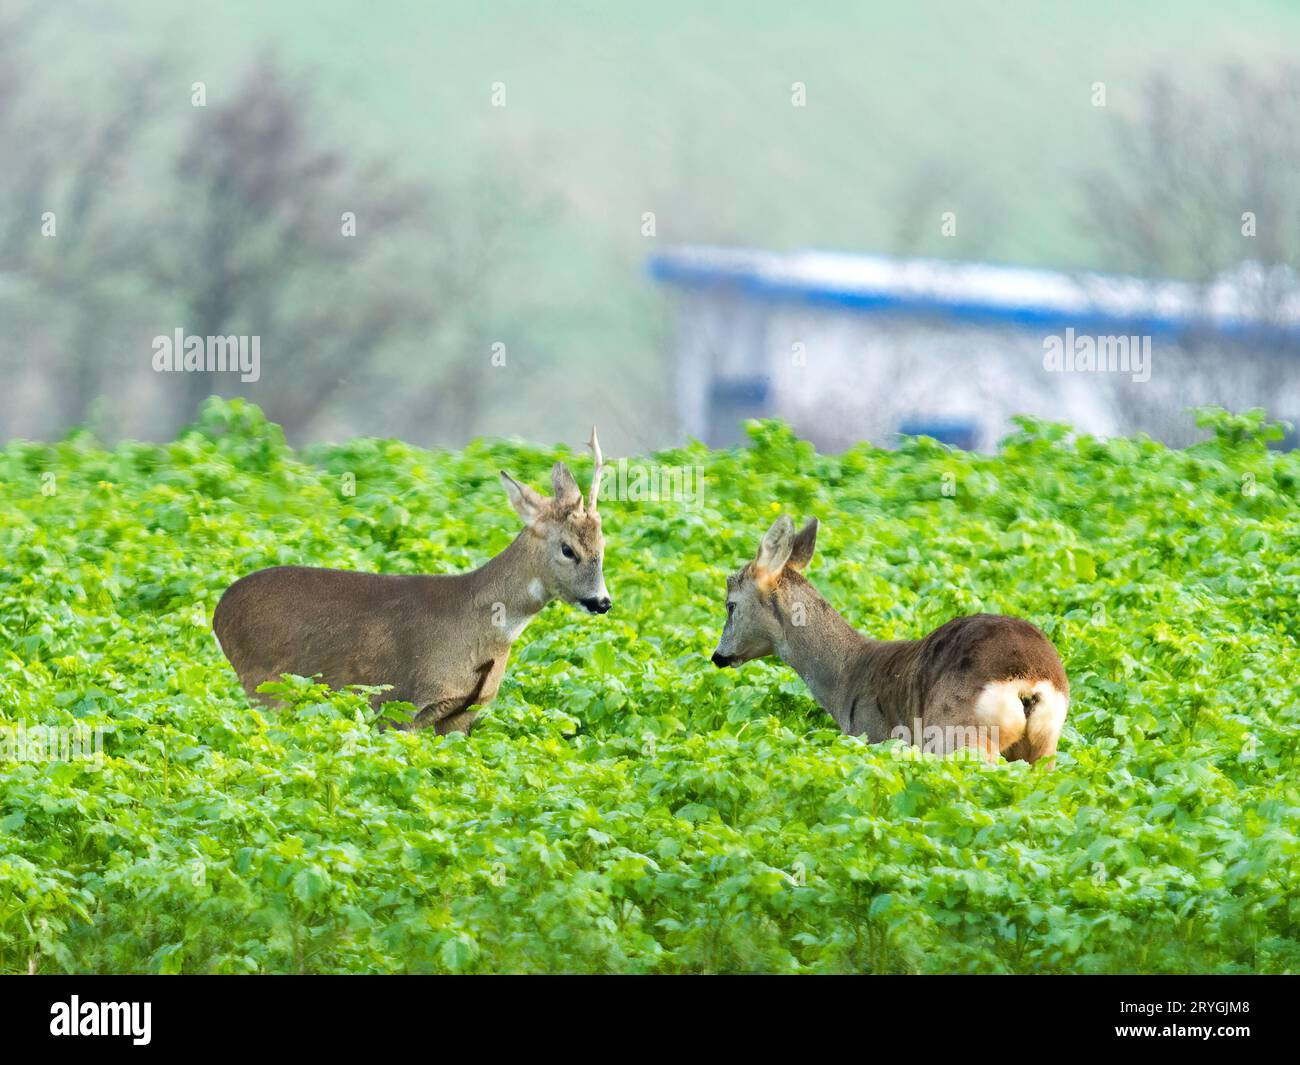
[711,514,818,666]
[499,426,611,613]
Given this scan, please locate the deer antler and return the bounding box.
[587,425,605,512]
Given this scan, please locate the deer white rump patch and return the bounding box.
[974,678,1066,753]
[1024,680,1068,754]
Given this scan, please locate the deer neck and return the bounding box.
[773,575,870,727]
[468,529,551,640]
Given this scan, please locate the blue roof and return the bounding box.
[648,246,1300,337]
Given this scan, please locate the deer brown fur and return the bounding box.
[214,430,611,733]
[711,515,1068,764]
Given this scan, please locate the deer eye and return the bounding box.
[727,601,736,618]
[561,543,577,561]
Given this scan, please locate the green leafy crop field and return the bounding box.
[1,399,1297,973]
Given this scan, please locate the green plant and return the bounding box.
[0,399,1296,973]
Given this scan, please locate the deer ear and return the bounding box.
[786,518,819,571]
[755,514,795,585]
[551,462,581,510]
[500,471,546,524]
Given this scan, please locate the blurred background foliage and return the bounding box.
[2,0,1300,452]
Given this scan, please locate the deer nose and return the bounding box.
[711,652,733,668]
[581,596,612,614]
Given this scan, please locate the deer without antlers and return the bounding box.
[711,515,1069,764]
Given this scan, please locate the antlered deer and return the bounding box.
[214,430,612,734]
[711,515,1068,764]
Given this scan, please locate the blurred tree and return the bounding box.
[1082,64,1300,288]
[1079,64,1300,442]
[0,8,161,432]
[160,58,436,437]
[0,16,520,443]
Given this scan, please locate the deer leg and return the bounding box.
[435,709,479,735]
[398,662,497,733]
[401,698,457,731]
[924,690,1001,764]
[403,696,480,733]
[430,660,496,735]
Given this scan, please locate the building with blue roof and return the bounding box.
[649,246,1300,450]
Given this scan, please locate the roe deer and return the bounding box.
[213,429,612,734]
[710,515,1068,764]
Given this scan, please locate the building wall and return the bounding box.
[673,292,1300,450]
[765,309,1120,451]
